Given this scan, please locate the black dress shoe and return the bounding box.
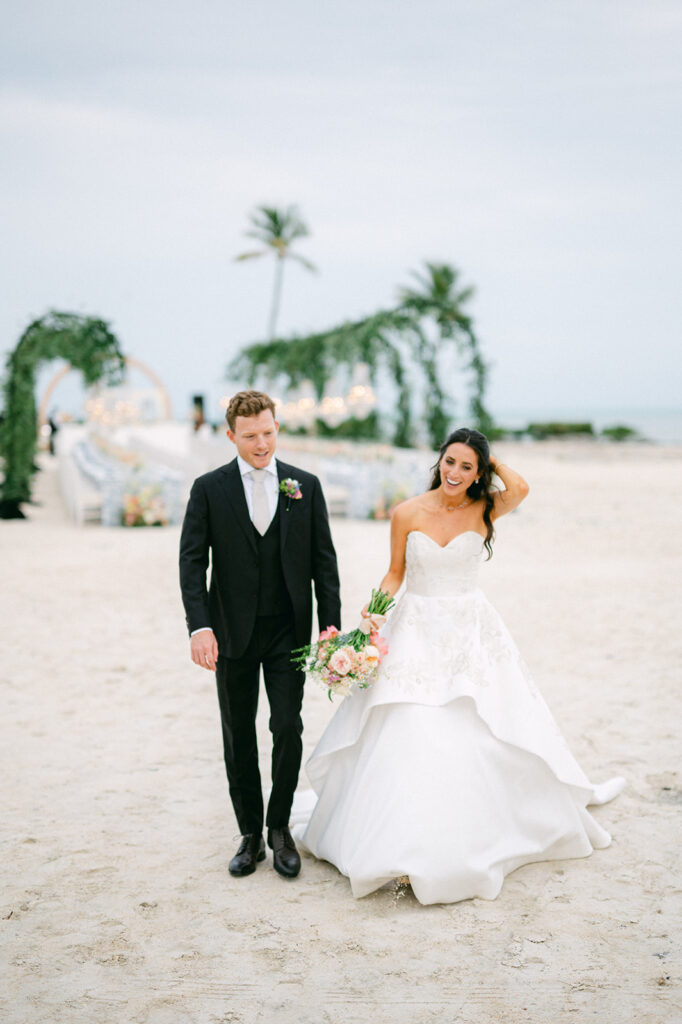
[229,834,266,877]
[267,827,301,878]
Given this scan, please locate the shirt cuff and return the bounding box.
[190,627,214,637]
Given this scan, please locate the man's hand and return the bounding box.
[190,630,219,672]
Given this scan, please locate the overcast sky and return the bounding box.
[1,0,680,425]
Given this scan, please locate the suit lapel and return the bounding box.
[277,460,293,551]
[220,460,257,553]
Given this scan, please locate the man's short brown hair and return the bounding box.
[225,390,277,431]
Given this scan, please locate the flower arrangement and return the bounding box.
[369,484,409,520]
[293,588,394,699]
[279,478,302,499]
[121,485,168,527]
[279,477,302,511]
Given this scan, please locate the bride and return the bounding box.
[294,428,624,905]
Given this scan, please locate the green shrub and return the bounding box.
[526,421,595,439]
[600,424,637,442]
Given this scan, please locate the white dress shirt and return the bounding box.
[190,456,279,638]
[237,454,279,525]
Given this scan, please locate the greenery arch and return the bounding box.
[229,262,493,448]
[0,310,125,518]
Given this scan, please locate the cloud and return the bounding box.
[1,0,680,414]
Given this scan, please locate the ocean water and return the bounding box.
[491,407,682,445]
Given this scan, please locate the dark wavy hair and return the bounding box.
[429,427,495,558]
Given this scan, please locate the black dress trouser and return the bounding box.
[215,613,304,835]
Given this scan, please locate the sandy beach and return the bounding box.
[1,441,681,1024]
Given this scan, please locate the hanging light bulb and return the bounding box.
[296,380,318,430]
[319,395,348,427]
[317,373,346,428]
[346,363,376,420]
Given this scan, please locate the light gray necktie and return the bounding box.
[250,469,270,535]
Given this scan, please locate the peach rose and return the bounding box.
[362,644,380,667]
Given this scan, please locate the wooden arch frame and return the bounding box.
[38,355,173,426]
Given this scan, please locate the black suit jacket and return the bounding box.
[179,458,341,659]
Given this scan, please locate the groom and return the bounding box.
[179,390,341,879]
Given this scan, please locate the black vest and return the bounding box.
[254,507,291,615]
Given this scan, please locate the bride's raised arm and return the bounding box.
[489,455,529,520]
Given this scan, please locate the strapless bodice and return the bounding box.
[405,530,484,597]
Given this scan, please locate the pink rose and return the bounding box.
[319,626,339,641]
[328,647,354,676]
[316,642,329,662]
[369,633,389,657]
[350,648,365,671]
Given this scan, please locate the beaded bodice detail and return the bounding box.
[405,531,484,597]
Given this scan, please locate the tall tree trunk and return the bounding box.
[268,256,285,339]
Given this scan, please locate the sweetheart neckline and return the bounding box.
[408,529,486,550]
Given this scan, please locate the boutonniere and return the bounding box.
[279,478,302,511]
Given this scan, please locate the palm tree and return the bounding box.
[398,262,490,444]
[235,205,316,339]
[398,261,475,339]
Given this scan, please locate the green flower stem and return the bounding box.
[291,588,395,670]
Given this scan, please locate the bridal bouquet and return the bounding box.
[293,589,394,700]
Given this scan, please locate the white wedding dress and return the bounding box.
[293,530,624,905]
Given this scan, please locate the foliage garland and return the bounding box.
[229,263,493,447]
[0,311,125,518]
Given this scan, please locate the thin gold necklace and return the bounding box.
[438,496,471,512]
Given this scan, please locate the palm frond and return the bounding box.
[244,204,311,248]
[289,253,318,272]
[234,249,266,262]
